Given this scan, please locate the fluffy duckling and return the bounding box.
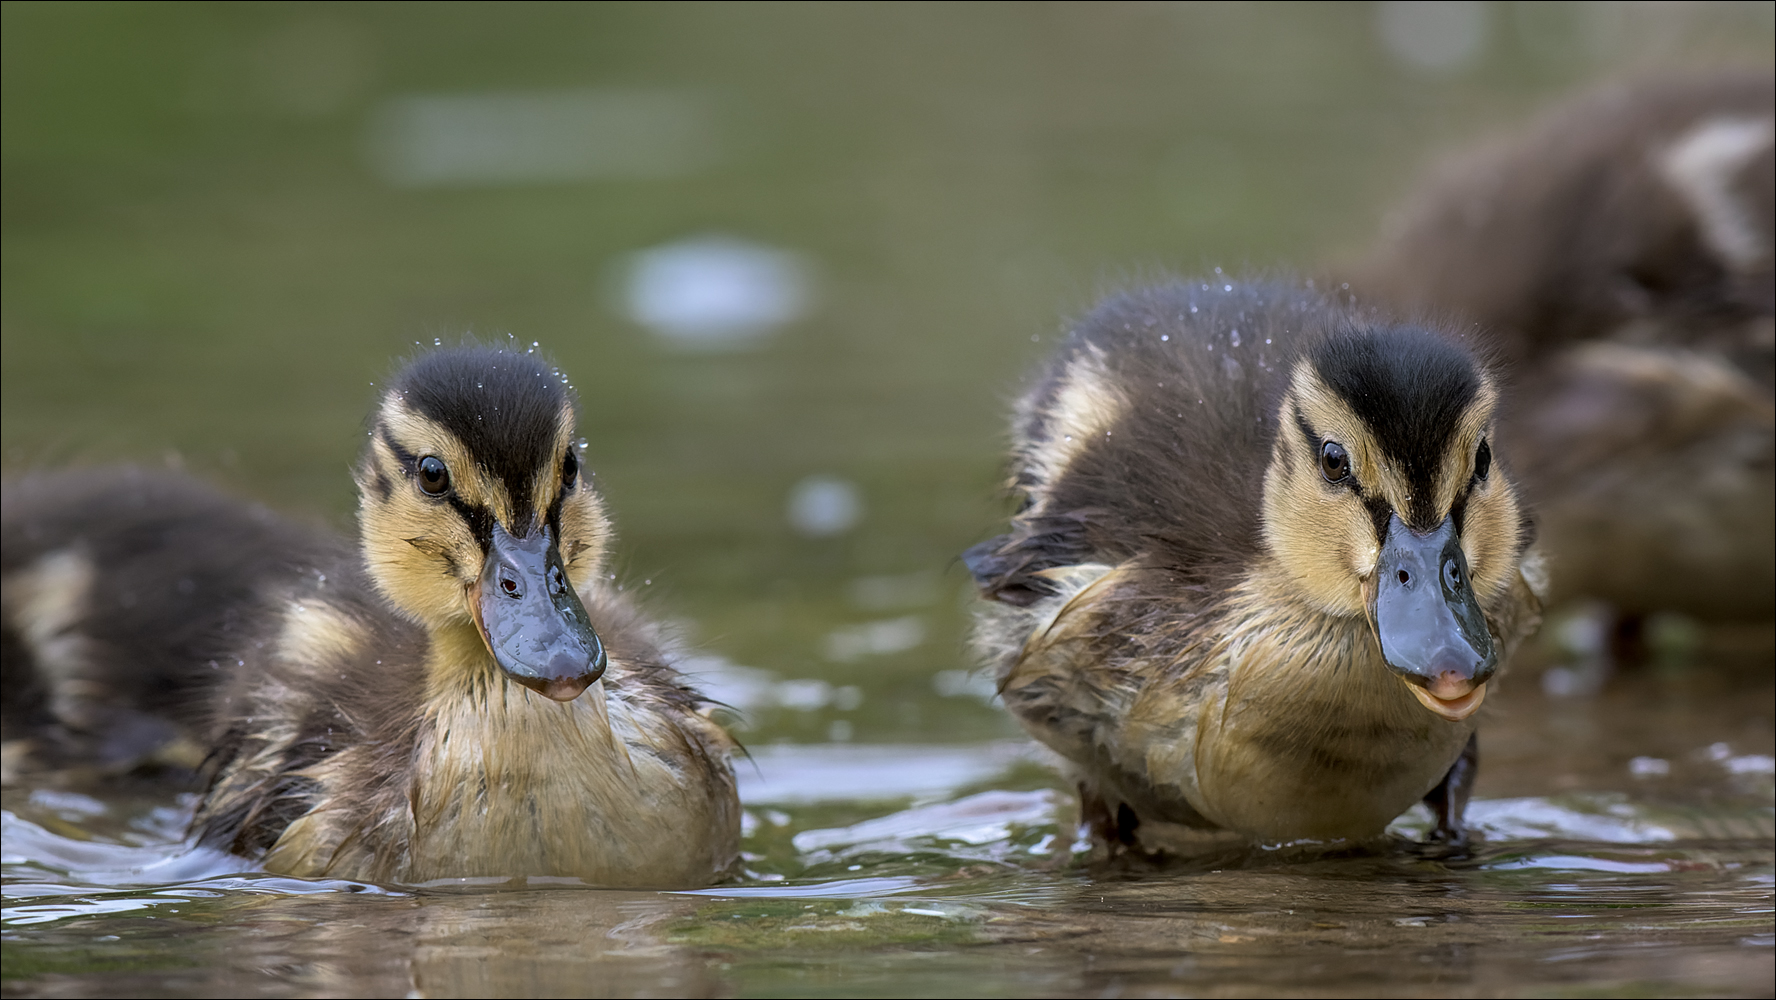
[965,281,1543,850]
[1,346,740,886]
[1352,74,1773,624]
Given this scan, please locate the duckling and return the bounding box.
[1351,75,1773,626]
[1,346,741,886]
[964,281,1543,850]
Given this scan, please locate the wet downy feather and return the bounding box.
[967,280,1543,849]
[1,344,741,886]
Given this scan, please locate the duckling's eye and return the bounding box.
[562,447,578,492]
[417,456,451,496]
[1319,441,1350,484]
[1474,437,1492,481]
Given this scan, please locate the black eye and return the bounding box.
[562,447,578,491]
[418,456,450,496]
[1474,437,1492,481]
[1319,441,1350,484]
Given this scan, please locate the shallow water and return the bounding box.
[5,669,1772,998]
[3,4,1774,997]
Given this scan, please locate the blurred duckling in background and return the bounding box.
[965,282,1543,851]
[1352,74,1773,632]
[1,346,741,887]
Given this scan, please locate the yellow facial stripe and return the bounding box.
[522,404,580,532]
[379,397,515,527]
[1289,363,1497,528]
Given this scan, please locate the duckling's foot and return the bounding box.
[1422,732,1478,847]
[1079,783,1143,856]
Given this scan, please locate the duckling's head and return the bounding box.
[355,346,611,701]
[1263,325,1524,721]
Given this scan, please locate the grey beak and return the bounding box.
[474,521,607,701]
[1371,512,1497,697]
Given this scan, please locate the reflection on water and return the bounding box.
[368,89,721,188]
[4,712,1772,997]
[7,666,1775,996]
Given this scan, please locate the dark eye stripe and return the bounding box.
[1291,403,1318,464]
[1295,403,1359,490]
[378,426,419,472]
[447,496,493,549]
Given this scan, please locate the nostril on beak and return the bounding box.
[500,573,522,597]
[1397,569,1410,585]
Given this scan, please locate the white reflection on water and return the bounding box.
[736,741,1051,805]
[787,474,861,536]
[620,235,812,350]
[1376,1,1491,73]
[848,571,941,611]
[675,876,925,899]
[792,789,1060,852]
[932,668,998,704]
[366,89,717,187]
[0,811,243,884]
[823,615,924,662]
[679,654,862,716]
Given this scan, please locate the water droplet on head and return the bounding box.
[1160,334,1169,342]
[1230,330,1241,347]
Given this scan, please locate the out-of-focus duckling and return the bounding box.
[965,281,1543,850]
[1,347,740,886]
[1352,74,1773,625]
[1354,73,1772,379]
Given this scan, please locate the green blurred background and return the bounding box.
[4,2,1772,744]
